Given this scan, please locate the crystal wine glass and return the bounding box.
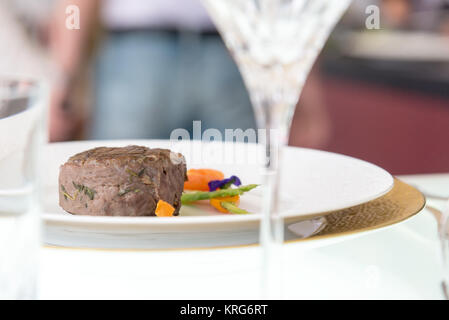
[200,0,351,297]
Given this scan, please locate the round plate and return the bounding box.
[42,140,394,248]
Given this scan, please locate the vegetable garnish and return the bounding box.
[155,200,175,217]
[208,175,242,191]
[184,169,224,191]
[220,202,249,214]
[181,184,258,204]
[210,195,240,213]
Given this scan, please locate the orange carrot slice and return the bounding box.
[210,195,240,213]
[184,169,225,191]
[155,200,175,217]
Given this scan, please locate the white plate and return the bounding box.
[42,140,393,249]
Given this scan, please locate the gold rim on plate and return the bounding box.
[44,178,425,252]
[287,178,426,243]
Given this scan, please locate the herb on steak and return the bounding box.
[126,168,138,177]
[138,168,145,177]
[85,187,96,200]
[118,188,131,196]
[118,187,140,196]
[61,185,67,200]
[72,182,96,200]
[61,185,76,201]
[141,175,153,185]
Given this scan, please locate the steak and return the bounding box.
[58,146,187,216]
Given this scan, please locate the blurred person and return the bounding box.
[1,0,96,141]
[93,0,262,140]
[49,0,256,141]
[48,0,331,149]
[48,0,100,141]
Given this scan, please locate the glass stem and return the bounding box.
[259,109,284,247]
[255,95,290,299]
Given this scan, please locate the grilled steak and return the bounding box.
[58,146,187,216]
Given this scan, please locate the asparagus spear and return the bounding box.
[181,184,259,204]
[220,202,250,214]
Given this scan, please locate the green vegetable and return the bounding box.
[181,184,258,204]
[220,202,249,214]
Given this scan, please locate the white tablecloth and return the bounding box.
[38,174,449,299]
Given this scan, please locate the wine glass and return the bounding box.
[200,0,351,297]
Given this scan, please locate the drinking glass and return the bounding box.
[440,200,449,299]
[0,78,47,299]
[200,0,351,296]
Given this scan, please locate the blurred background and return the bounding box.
[1,0,448,175]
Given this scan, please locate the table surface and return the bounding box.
[37,173,449,299]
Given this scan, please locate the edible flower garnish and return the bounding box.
[208,175,242,191]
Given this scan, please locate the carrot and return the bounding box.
[184,169,224,191]
[210,195,240,213]
[155,200,175,217]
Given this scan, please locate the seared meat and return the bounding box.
[58,146,186,216]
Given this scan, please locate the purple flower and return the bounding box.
[208,175,242,191]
